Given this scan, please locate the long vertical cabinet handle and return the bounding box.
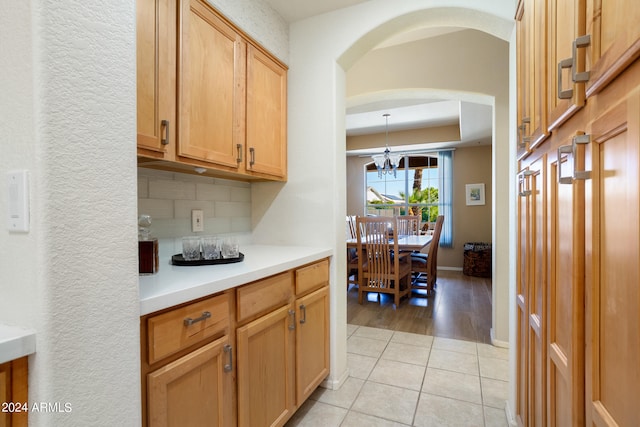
[288,309,296,330]
[558,34,591,100]
[572,35,591,83]
[249,147,256,167]
[558,57,574,99]
[236,144,243,164]
[518,170,534,197]
[558,133,591,184]
[223,344,233,372]
[518,117,531,151]
[299,304,307,324]
[161,120,170,145]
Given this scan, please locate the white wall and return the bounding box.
[0,1,287,424]
[252,0,515,389]
[0,1,140,425]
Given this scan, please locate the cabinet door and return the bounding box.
[516,0,549,158]
[136,0,176,160]
[548,128,586,427]
[237,304,295,427]
[527,157,546,427]
[586,0,640,96]
[147,337,233,427]
[295,286,329,404]
[547,0,586,130]
[246,45,287,179]
[515,167,531,427]
[177,0,245,170]
[585,81,640,427]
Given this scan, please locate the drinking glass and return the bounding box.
[221,236,239,259]
[202,236,221,260]
[182,236,201,261]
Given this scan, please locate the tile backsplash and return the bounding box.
[138,168,251,239]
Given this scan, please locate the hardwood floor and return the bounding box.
[347,270,493,344]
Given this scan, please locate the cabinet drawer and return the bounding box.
[237,271,292,323]
[147,293,229,365]
[295,259,329,295]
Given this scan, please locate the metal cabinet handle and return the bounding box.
[161,120,170,145]
[299,304,306,324]
[518,117,531,150]
[236,144,242,164]
[558,34,591,100]
[572,35,591,83]
[223,344,232,372]
[183,311,211,326]
[249,147,255,167]
[288,309,296,330]
[557,144,574,184]
[518,170,534,197]
[558,57,574,99]
[558,133,591,184]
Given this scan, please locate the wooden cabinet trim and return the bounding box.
[147,293,229,364]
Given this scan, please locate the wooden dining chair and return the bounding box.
[346,215,359,287]
[411,215,444,296]
[356,216,412,307]
[395,215,421,238]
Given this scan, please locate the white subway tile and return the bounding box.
[149,179,196,200]
[231,216,251,232]
[138,199,175,219]
[203,217,232,234]
[196,183,231,201]
[174,200,215,219]
[138,176,149,199]
[231,186,251,202]
[215,201,251,218]
[214,177,250,188]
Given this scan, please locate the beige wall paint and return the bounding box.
[346,144,492,268]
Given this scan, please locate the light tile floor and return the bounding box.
[285,324,509,427]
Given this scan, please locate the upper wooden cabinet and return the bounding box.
[246,45,287,179]
[177,0,246,171]
[585,0,640,97]
[136,0,288,181]
[136,0,176,161]
[516,0,549,158]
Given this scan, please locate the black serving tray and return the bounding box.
[171,252,244,266]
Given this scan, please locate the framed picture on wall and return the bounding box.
[465,183,485,206]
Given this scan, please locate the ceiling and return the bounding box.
[264,0,493,153]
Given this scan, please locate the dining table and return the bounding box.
[346,234,433,252]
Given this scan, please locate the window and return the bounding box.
[365,151,453,246]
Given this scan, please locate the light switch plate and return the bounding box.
[191,209,204,232]
[7,170,30,232]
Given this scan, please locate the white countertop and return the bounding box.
[0,324,36,364]
[139,244,333,315]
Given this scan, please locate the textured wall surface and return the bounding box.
[206,0,289,63]
[2,1,140,426]
[138,168,251,238]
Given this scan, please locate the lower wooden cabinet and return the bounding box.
[295,286,330,404]
[147,337,233,427]
[236,304,296,427]
[141,258,330,427]
[0,357,28,427]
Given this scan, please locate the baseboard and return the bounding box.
[490,328,509,348]
[505,400,518,426]
[437,266,463,271]
[320,366,349,390]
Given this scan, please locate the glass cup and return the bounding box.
[221,236,239,259]
[182,236,201,261]
[201,236,221,260]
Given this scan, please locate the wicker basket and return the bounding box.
[463,242,492,278]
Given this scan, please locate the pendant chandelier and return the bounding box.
[372,113,402,178]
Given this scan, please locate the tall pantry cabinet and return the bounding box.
[516,1,640,426]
